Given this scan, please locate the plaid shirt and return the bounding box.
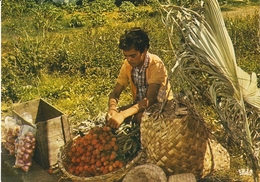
[132,54,149,103]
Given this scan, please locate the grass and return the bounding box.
[1,0,258,126]
[1,1,259,181]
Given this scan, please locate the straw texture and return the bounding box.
[202,137,230,175]
[123,163,167,182]
[168,173,196,182]
[141,99,209,178]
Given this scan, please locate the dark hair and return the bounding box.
[119,27,150,53]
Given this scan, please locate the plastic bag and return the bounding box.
[20,112,33,125]
[3,116,21,155]
[14,125,37,172]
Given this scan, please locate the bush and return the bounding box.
[225,11,260,85]
[1,0,259,119]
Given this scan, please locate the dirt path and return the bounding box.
[221,5,259,18]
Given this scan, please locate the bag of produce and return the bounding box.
[14,124,37,172]
[3,116,21,155]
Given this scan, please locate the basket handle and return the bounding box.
[159,75,171,114]
[159,73,188,116]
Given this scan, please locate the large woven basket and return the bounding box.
[58,140,143,182]
[140,99,209,178]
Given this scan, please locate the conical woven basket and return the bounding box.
[140,99,209,178]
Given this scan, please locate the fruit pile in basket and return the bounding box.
[63,124,140,177]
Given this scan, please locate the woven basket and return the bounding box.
[140,99,209,178]
[168,173,196,182]
[58,140,143,182]
[202,137,230,176]
[123,163,167,182]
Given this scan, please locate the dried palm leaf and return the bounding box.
[159,0,260,181]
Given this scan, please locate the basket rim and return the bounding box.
[58,140,144,181]
[123,163,167,182]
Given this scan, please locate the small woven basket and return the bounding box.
[58,140,143,182]
[123,163,167,182]
[202,137,230,176]
[168,173,196,182]
[141,99,209,178]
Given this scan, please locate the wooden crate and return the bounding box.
[12,98,71,169]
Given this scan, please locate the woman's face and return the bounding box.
[123,48,147,68]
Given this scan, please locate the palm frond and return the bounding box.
[237,67,260,109]
[160,0,260,181]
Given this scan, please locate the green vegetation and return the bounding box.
[1,0,259,127]
[1,0,259,180]
[1,0,172,125]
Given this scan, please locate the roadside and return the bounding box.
[1,3,259,182]
[1,144,68,182]
[221,5,259,18]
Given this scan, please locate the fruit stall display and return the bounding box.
[58,121,143,181]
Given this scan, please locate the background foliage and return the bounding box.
[1,0,259,128]
[1,0,259,180]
